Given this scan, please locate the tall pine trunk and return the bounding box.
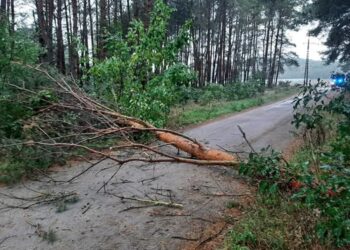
[262,17,272,86]
[97,0,107,59]
[56,0,65,73]
[71,0,79,77]
[268,15,281,88]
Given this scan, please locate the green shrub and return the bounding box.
[225,81,260,101]
[235,86,350,247]
[176,86,204,104]
[0,22,42,140]
[88,0,195,127]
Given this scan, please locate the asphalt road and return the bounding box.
[0,96,297,250]
[186,96,296,153]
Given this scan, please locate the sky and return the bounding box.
[287,23,328,61]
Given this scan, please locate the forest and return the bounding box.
[0,0,350,249]
[1,0,303,87]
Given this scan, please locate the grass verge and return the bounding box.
[223,143,335,250]
[224,195,320,250]
[168,87,299,129]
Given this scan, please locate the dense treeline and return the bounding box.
[175,0,301,87]
[1,0,303,87]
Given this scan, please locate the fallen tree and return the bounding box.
[2,64,238,173]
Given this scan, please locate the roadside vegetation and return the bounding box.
[225,83,350,249]
[169,85,298,128]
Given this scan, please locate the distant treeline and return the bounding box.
[281,58,340,79]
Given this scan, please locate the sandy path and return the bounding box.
[0,97,296,250]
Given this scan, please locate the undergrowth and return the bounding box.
[227,196,319,249]
[168,86,298,128]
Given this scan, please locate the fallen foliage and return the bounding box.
[1,63,239,182]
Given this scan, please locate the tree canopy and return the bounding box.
[308,0,350,63]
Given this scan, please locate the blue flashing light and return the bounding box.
[330,73,348,87]
[335,77,345,87]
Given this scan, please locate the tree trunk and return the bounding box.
[35,0,50,62]
[0,0,6,14]
[64,0,73,74]
[143,0,153,28]
[97,0,107,59]
[71,0,79,76]
[205,0,212,83]
[56,0,65,73]
[268,15,281,88]
[262,17,272,86]
[275,26,284,86]
[225,17,233,82]
[95,0,99,53]
[47,0,54,63]
[232,19,242,82]
[118,0,126,34]
[127,0,131,23]
[82,0,89,70]
[252,19,259,76]
[88,0,95,58]
[96,109,237,163]
[10,0,14,31]
[191,26,201,87]
[217,0,227,84]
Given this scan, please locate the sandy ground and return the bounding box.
[0,97,296,250]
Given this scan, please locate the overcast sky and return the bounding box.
[287,23,328,61]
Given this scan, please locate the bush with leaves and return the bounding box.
[290,91,349,246]
[235,85,350,247]
[0,22,43,139]
[292,81,329,130]
[225,80,261,101]
[287,87,349,246]
[174,80,262,106]
[239,148,285,195]
[88,0,196,127]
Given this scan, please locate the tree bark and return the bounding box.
[143,0,153,28]
[262,17,272,86]
[268,15,281,88]
[10,0,14,31]
[205,0,212,83]
[0,0,6,14]
[275,26,284,86]
[82,0,90,70]
[71,0,79,76]
[88,0,95,58]
[56,0,65,73]
[97,0,107,59]
[35,0,50,62]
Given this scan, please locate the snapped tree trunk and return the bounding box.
[123,119,236,162]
